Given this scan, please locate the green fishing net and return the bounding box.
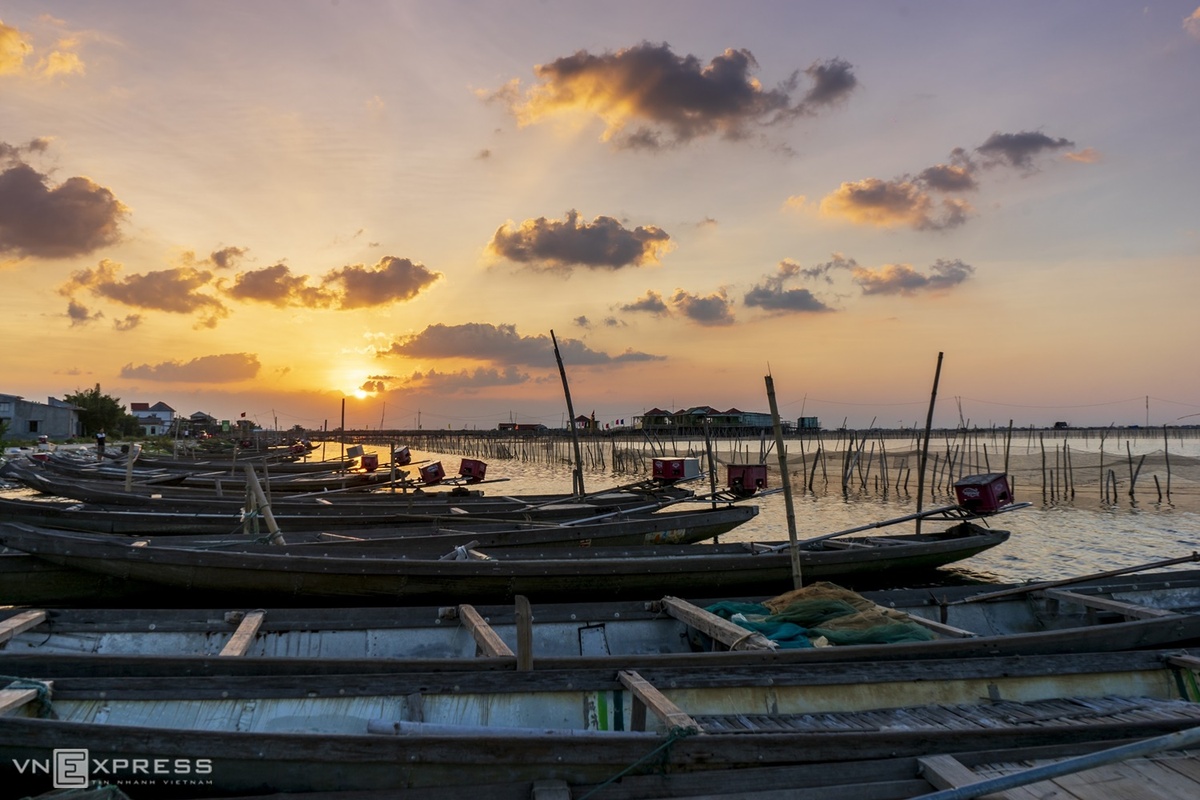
[704,582,936,649]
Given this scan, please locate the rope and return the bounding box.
[1,676,55,718]
[577,726,699,800]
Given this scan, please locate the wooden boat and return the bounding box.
[29,451,397,493]
[133,735,1200,800]
[0,496,756,547]
[3,567,1200,674]
[1,649,1198,796]
[0,520,1011,604]
[1,458,694,511]
[0,549,160,607]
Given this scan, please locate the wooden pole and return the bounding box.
[915,352,943,534]
[244,465,285,545]
[123,443,141,492]
[765,373,801,589]
[550,330,586,496]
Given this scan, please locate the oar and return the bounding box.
[912,723,1200,800]
[511,476,694,512]
[945,551,1200,605]
[761,505,962,552]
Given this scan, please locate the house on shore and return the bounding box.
[633,405,789,434]
[130,401,177,436]
[0,394,82,442]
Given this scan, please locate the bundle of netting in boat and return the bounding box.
[703,581,936,649]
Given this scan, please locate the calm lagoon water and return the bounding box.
[370,432,1200,586]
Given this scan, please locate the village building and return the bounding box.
[129,401,177,436]
[0,394,82,442]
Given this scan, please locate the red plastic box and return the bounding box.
[954,473,1013,513]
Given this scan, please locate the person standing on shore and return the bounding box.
[95,429,106,461]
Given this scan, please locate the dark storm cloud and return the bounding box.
[619,289,670,315]
[384,322,662,366]
[976,131,1075,169]
[487,210,671,271]
[743,260,835,313]
[852,258,975,296]
[120,353,261,383]
[670,289,734,326]
[508,42,857,149]
[324,256,443,308]
[59,259,229,328]
[0,161,127,258]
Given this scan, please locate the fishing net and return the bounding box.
[705,582,936,649]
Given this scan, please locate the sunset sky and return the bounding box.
[3,1,1199,432]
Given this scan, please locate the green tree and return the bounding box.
[64,384,129,436]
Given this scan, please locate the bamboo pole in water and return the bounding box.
[550,330,585,497]
[765,372,801,589]
[1164,424,1173,501]
[915,352,943,534]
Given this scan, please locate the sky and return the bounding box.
[2,1,1199,432]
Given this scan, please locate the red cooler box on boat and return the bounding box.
[458,458,488,483]
[954,473,1013,513]
[727,464,768,496]
[419,462,446,485]
[360,453,379,472]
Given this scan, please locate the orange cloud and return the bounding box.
[820,178,972,230]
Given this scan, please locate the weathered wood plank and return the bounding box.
[219,611,265,657]
[0,680,52,716]
[459,604,514,658]
[1050,759,1186,799]
[872,604,977,638]
[0,610,47,644]
[1041,589,1177,619]
[618,669,700,734]
[919,754,1014,799]
[514,595,533,670]
[1166,654,1200,672]
[661,595,777,650]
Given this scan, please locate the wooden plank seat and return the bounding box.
[0,680,53,716]
[0,610,47,645]
[219,610,265,656]
[618,670,701,734]
[1039,588,1179,619]
[661,596,778,651]
[458,604,515,658]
